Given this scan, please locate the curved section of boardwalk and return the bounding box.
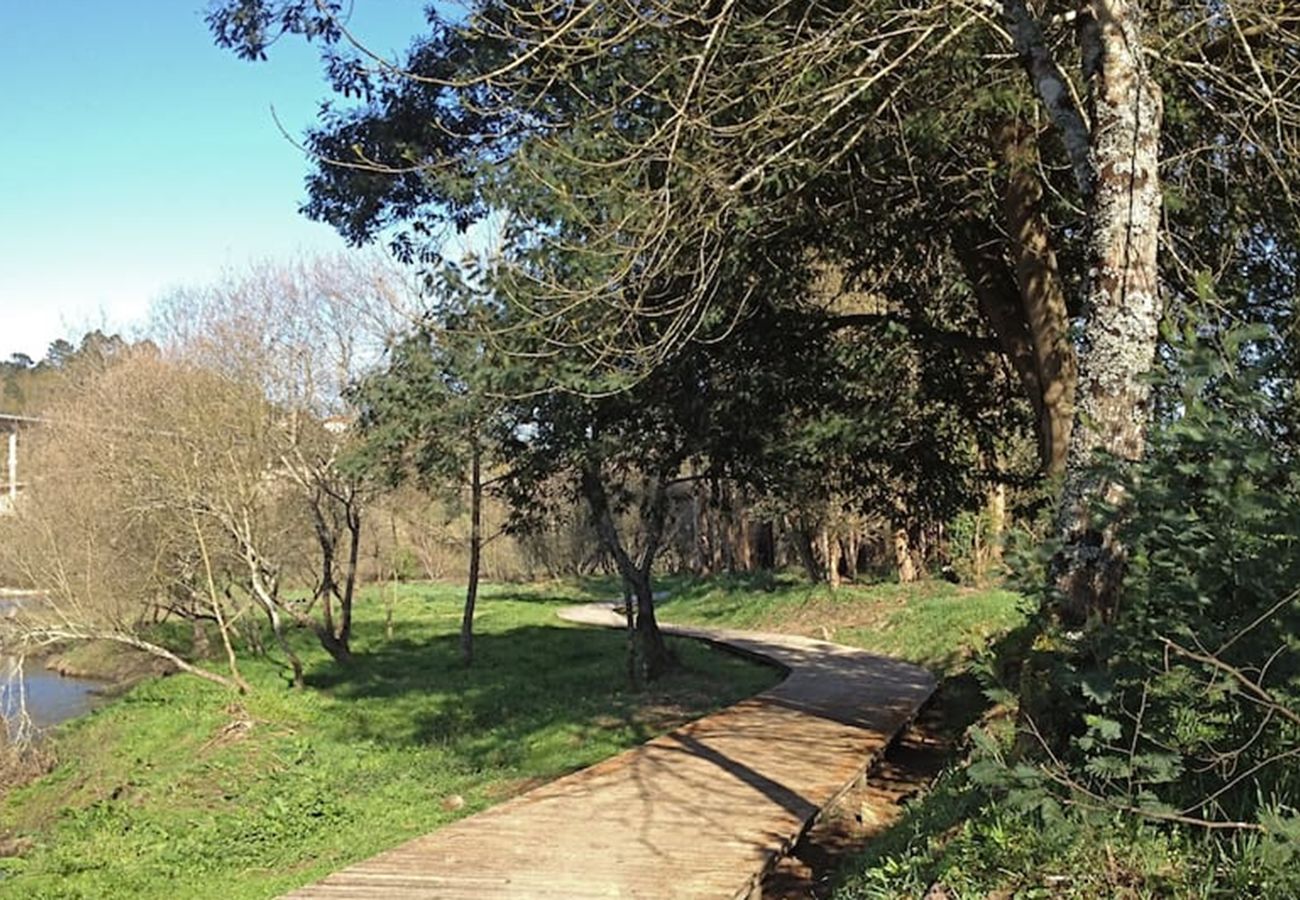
[285,601,936,899]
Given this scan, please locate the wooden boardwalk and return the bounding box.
[285,601,936,900]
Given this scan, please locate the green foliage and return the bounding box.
[892,327,1300,898]
[1039,328,1300,825]
[0,583,777,898]
[834,726,1236,899]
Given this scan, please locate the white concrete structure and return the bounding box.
[0,415,38,516]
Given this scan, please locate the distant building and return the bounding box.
[0,414,37,516]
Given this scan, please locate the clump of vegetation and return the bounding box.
[0,714,54,801]
[834,329,1300,898]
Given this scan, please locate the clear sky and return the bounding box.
[0,2,431,361]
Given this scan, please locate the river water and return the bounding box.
[0,657,103,728]
[0,592,105,728]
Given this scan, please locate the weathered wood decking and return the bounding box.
[285,602,936,899]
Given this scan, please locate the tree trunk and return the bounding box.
[953,120,1077,478]
[306,493,351,664]
[234,524,304,687]
[822,527,842,589]
[1054,1,1163,625]
[730,490,753,572]
[893,524,918,584]
[755,521,776,570]
[693,477,713,575]
[461,440,482,667]
[843,529,860,581]
[340,502,360,649]
[580,463,674,682]
[622,580,637,688]
[629,568,670,683]
[792,519,822,583]
[998,122,1077,476]
[986,480,1007,569]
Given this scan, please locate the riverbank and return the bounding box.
[38,639,174,689]
[0,582,779,898]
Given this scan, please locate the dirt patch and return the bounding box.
[199,704,259,753]
[42,640,175,688]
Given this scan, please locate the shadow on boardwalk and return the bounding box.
[285,602,936,900]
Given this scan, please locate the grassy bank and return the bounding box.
[0,582,778,899]
[656,575,1027,676]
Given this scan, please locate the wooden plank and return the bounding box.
[285,603,935,899]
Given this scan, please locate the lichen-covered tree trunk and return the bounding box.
[1053,0,1164,625]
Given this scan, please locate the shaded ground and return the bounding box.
[761,677,984,899]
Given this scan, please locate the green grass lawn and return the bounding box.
[0,582,778,899]
[655,574,1028,676]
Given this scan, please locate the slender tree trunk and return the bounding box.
[309,497,338,639]
[986,481,1007,569]
[386,510,400,640]
[305,495,353,665]
[50,631,245,691]
[247,559,303,687]
[893,524,918,584]
[340,502,360,648]
[821,526,842,589]
[1054,1,1164,625]
[192,509,249,692]
[461,439,482,667]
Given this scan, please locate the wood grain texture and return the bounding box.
[285,602,936,899]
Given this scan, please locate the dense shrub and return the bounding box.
[990,327,1300,893]
[840,328,1300,898]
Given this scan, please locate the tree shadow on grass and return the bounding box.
[301,620,773,771]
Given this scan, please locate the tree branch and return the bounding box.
[1001,0,1095,195]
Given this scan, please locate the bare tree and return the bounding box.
[150,252,422,666]
[0,351,254,691]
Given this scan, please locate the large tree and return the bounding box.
[210,1,1300,623]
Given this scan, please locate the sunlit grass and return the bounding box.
[0,582,778,899]
[655,574,1027,676]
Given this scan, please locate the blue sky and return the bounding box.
[0,2,431,360]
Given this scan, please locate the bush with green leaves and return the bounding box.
[999,326,1300,891]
